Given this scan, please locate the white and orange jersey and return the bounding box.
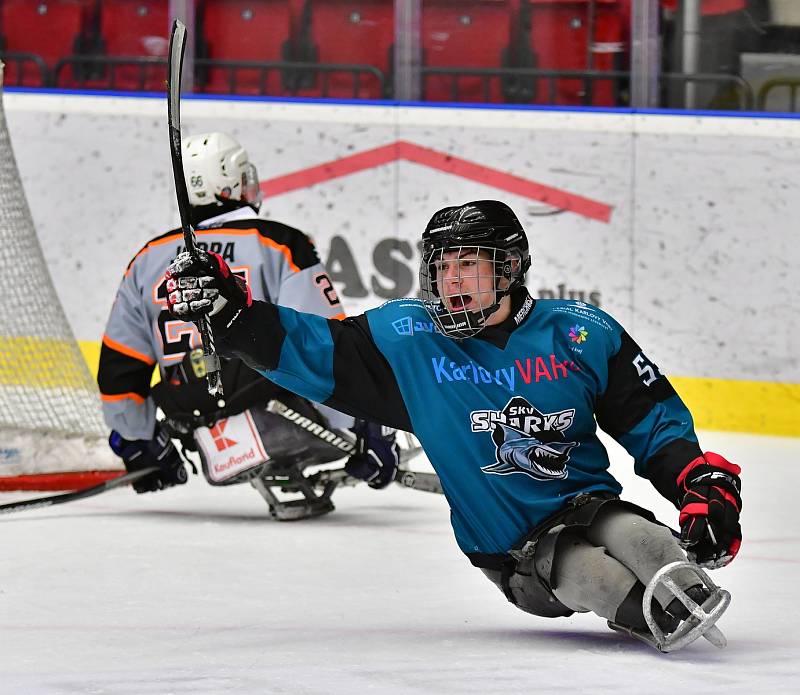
[98,207,344,440]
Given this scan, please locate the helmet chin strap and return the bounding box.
[485,293,513,325]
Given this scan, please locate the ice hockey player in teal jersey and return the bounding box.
[163,199,742,652]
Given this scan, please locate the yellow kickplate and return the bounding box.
[670,376,800,438]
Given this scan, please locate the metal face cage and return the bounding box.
[419,244,521,339]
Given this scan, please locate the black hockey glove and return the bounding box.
[109,423,188,494]
[165,250,251,325]
[677,451,742,569]
[345,421,400,490]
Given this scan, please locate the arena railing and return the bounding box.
[192,58,386,98]
[0,52,49,87]
[756,77,800,111]
[53,55,167,91]
[53,55,385,99]
[421,67,755,110]
[660,72,755,111]
[421,66,629,105]
[42,55,754,110]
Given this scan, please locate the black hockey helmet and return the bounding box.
[419,200,531,339]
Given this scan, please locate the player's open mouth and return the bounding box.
[449,295,472,310]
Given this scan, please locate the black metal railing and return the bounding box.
[6,52,757,111]
[52,54,386,99]
[421,66,628,105]
[0,52,49,87]
[194,58,386,98]
[54,55,167,92]
[421,66,755,110]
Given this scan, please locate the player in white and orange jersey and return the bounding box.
[98,132,398,519]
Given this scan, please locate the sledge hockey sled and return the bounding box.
[609,561,731,653]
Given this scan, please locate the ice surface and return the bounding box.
[1,430,798,694]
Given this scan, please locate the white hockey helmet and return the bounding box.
[181,132,263,209]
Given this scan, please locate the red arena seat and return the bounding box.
[527,0,627,106]
[301,0,394,99]
[422,0,512,103]
[199,0,292,96]
[0,0,92,86]
[100,0,168,57]
[95,0,168,91]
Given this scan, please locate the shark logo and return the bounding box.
[482,425,575,480]
[472,397,579,481]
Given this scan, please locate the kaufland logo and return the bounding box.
[214,448,257,474]
[392,316,440,336]
[209,420,237,452]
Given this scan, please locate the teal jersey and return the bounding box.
[218,289,700,558]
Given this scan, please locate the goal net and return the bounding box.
[0,62,120,490]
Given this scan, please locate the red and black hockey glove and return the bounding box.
[165,250,251,325]
[677,451,742,568]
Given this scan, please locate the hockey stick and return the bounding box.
[0,467,159,515]
[265,399,442,494]
[167,19,223,396]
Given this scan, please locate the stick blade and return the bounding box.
[167,19,187,129]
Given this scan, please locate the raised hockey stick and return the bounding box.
[0,467,159,515]
[266,399,443,494]
[167,19,223,396]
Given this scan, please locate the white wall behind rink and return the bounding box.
[5,92,799,386]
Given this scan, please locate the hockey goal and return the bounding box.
[0,62,121,490]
